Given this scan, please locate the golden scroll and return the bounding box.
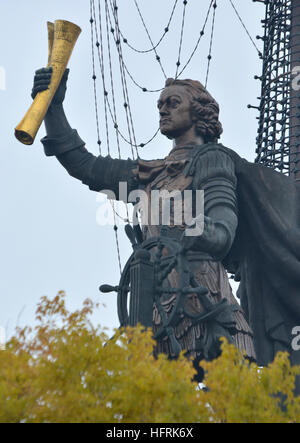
[15,20,81,145]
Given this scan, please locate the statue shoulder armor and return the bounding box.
[185,143,237,189]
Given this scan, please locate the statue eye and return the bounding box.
[170,99,180,108]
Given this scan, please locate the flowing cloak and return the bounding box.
[213,146,300,368]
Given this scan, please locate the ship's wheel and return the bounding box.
[100,225,237,359]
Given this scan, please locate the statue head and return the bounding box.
[158,78,223,143]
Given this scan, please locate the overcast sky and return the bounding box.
[0,0,265,338]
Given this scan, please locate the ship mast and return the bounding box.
[290,0,300,179]
[254,0,300,177]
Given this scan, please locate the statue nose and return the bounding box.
[159,106,169,117]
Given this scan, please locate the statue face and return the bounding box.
[158,85,194,139]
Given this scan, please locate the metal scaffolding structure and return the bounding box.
[255,0,293,176]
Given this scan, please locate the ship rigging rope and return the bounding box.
[104,0,122,158]
[175,0,188,78]
[228,0,262,57]
[107,0,214,92]
[105,7,166,93]
[110,0,138,157]
[92,0,138,272]
[107,0,133,234]
[91,0,144,153]
[108,0,179,54]
[132,0,168,79]
[90,0,102,154]
[91,0,217,150]
[205,1,217,88]
[176,0,214,78]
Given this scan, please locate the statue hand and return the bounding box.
[31,67,69,106]
[182,215,230,260]
[182,215,211,252]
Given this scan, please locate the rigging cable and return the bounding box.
[90,1,102,153]
[112,213,123,275]
[111,0,138,157]
[104,0,132,226]
[90,0,221,153]
[228,0,263,57]
[205,1,217,88]
[175,0,188,78]
[105,0,135,158]
[91,0,161,148]
[132,0,168,79]
[91,0,216,149]
[90,0,126,274]
[107,0,215,91]
[107,0,136,268]
[103,0,122,158]
[92,0,153,149]
[106,4,164,92]
[108,0,179,54]
[91,0,111,154]
[176,0,215,78]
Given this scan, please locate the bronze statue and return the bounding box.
[31,68,300,393]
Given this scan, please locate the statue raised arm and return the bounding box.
[32,67,138,201]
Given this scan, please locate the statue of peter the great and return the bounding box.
[32,67,300,393]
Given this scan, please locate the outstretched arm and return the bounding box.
[32,68,137,200]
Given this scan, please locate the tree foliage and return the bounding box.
[0,292,299,423]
